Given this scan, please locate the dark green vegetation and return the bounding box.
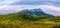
[0,13,60,28]
[19,8,54,17]
[0,13,46,21]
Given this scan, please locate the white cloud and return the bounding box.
[39,5,60,16]
[0,6,23,14]
[0,5,39,11]
[0,0,20,5]
[0,5,60,16]
[39,5,60,12]
[0,5,38,14]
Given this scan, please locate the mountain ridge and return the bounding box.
[19,8,54,17]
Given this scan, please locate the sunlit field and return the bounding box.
[0,19,60,28]
[0,13,60,28]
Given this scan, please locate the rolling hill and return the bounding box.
[0,12,59,28]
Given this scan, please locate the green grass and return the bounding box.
[0,13,60,28]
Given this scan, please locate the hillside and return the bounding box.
[0,13,48,21]
[0,13,60,22]
[0,13,60,28]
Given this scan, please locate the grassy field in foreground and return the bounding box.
[0,13,60,28]
[0,20,60,28]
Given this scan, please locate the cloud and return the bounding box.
[0,0,20,6]
[0,5,60,16]
[9,0,60,7]
[0,5,39,14]
[0,6,23,14]
[0,0,60,7]
[0,0,60,16]
[39,5,60,16]
[39,5,60,12]
[0,5,39,10]
[11,0,55,5]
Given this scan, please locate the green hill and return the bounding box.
[0,13,60,28]
[0,13,48,21]
[0,13,59,21]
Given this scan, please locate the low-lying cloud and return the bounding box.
[39,5,60,16]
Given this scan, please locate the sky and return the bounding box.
[0,0,60,16]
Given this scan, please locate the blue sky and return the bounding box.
[0,0,60,16]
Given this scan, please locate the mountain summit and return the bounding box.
[19,8,53,17]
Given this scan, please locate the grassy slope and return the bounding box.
[0,13,60,28]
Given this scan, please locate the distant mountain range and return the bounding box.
[19,8,54,17]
